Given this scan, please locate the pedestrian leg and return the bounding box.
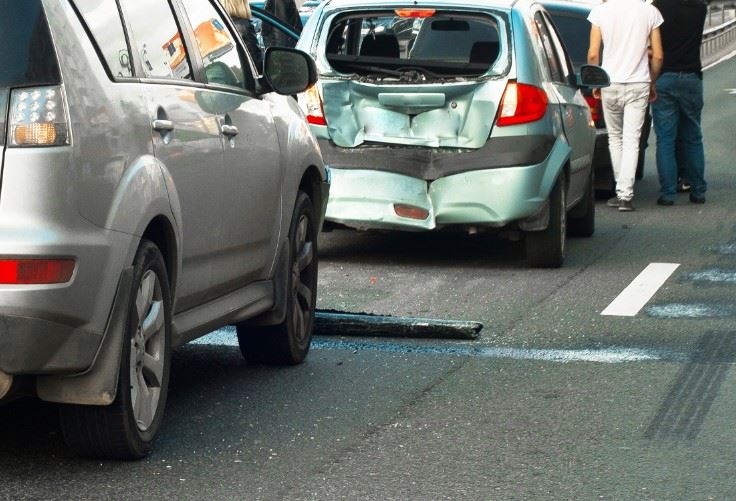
[616,83,650,202]
[652,74,680,202]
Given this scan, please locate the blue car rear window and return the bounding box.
[325,10,504,80]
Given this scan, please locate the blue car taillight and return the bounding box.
[496,81,548,127]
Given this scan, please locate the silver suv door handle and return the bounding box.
[221,124,239,137]
[152,119,175,132]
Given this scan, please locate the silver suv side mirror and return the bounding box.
[263,47,318,95]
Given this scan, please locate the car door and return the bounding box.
[533,10,593,202]
[119,0,226,312]
[178,0,283,286]
[250,6,301,54]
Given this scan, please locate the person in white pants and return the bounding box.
[587,0,664,211]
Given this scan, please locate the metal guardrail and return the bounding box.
[702,2,736,63]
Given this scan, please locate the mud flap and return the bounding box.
[518,200,550,232]
[247,237,290,326]
[36,268,134,406]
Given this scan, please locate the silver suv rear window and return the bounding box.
[325,10,504,81]
[72,0,133,79]
[0,0,61,87]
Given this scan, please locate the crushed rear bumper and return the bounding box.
[324,137,569,231]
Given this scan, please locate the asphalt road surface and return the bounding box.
[1,58,735,500]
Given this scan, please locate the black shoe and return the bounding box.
[677,178,691,193]
[607,196,621,208]
[618,200,635,212]
[657,197,674,206]
[689,194,706,204]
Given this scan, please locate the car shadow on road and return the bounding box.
[0,345,321,461]
[0,397,68,459]
[318,228,526,268]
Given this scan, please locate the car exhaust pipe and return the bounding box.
[0,370,13,400]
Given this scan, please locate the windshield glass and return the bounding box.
[0,0,61,87]
[325,10,505,81]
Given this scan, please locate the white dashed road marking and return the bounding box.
[602,263,680,317]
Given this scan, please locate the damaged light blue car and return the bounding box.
[297,0,609,267]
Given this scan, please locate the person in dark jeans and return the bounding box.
[652,0,707,205]
[222,0,263,72]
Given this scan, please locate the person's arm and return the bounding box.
[587,25,601,65]
[588,25,602,97]
[648,27,664,101]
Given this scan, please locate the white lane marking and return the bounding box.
[601,263,680,317]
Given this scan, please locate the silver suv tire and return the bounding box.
[237,191,318,365]
[59,240,172,459]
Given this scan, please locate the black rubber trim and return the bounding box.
[318,135,556,181]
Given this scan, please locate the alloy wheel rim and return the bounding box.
[291,213,315,348]
[130,269,166,432]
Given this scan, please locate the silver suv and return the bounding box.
[0,0,329,459]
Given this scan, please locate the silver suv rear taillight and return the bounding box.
[8,85,70,147]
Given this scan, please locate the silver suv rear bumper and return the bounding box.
[0,225,135,375]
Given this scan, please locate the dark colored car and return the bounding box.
[542,0,651,194]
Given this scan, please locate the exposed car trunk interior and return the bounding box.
[320,9,509,149]
[326,10,503,82]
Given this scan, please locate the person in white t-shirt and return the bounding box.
[587,0,664,211]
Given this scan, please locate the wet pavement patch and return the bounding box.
[645,303,735,319]
[680,268,736,284]
[191,328,687,364]
[707,242,736,256]
[644,331,736,442]
[310,339,684,363]
[314,310,483,340]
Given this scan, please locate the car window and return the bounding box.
[119,0,193,80]
[71,0,133,79]
[258,12,300,50]
[542,12,576,84]
[179,0,252,90]
[547,12,590,68]
[533,11,564,83]
[325,10,505,80]
[0,0,61,87]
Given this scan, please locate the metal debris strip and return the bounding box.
[314,310,483,340]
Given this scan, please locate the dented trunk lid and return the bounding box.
[321,78,507,148]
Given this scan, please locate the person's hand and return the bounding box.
[649,83,657,103]
[592,88,601,100]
